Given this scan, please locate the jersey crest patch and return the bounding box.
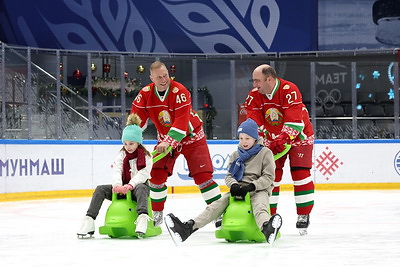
[158,110,171,127]
[265,108,283,126]
[172,87,179,94]
[283,84,290,90]
[142,86,150,92]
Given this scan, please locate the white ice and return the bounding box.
[1,190,399,266]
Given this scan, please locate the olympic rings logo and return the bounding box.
[316,88,342,110]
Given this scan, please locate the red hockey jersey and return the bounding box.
[245,78,314,146]
[130,80,203,148]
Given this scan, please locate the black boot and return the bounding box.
[165,213,196,244]
[262,214,282,244]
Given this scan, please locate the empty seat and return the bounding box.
[343,104,364,117]
[375,92,394,105]
[358,92,376,104]
[375,119,395,138]
[316,106,325,117]
[364,104,385,117]
[384,105,394,117]
[357,120,378,139]
[325,105,345,117]
[333,120,353,139]
[316,120,334,139]
[334,120,353,130]
[375,119,394,131]
[305,104,324,117]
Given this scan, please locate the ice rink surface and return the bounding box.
[1,190,399,267]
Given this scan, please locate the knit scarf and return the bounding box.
[229,144,263,181]
[122,147,146,185]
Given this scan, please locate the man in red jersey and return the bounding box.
[245,64,315,235]
[130,61,221,226]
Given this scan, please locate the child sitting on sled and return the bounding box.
[165,118,282,244]
[77,113,152,238]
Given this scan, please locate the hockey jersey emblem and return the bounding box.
[265,108,283,126]
[158,110,171,127]
[172,87,179,94]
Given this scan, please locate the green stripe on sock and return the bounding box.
[150,186,167,193]
[205,194,221,204]
[294,189,314,196]
[296,200,314,208]
[200,182,218,193]
[151,197,167,203]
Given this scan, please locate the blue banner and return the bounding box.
[0,0,317,53]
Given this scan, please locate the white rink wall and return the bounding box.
[1,139,400,194]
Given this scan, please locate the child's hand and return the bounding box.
[112,184,133,194]
[230,184,242,197]
[230,183,256,198]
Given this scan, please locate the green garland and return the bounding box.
[39,77,142,98]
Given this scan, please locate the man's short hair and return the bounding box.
[261,65,277,78]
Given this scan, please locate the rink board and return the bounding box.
[0,139,400,197]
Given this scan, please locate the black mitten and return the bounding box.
[239,183,256,197]
[243,183,256,192]
[230,183,242,196]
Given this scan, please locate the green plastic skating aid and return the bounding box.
[273,143,291,160]
[99,191,162,238]
[215,193,281,243]
[151,146,172,163]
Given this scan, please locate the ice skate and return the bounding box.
[77,216,95,238]
[153,211,163,227]
[262,214,282,245]
[164,213,195,245]
[296,215,310,236]
[135,213,152,238]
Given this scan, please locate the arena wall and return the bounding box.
[1,139,399,201]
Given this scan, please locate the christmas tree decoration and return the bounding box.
[73,69,82,79]
[136,65,145,74]
[170,65,176,74]
[103,64,111,73]
[91,63,97,72]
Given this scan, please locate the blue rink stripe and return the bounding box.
[1,139,400,145]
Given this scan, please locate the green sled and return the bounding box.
[215,193,281,243]
[99,191,162,238]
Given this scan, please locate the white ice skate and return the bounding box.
[135,213,152,238]
[153,211,163,227]
[77,216,95,238]
[296,215,310,236]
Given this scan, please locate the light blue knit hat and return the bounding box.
[237,118,259,139]
[122,124,143,144]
